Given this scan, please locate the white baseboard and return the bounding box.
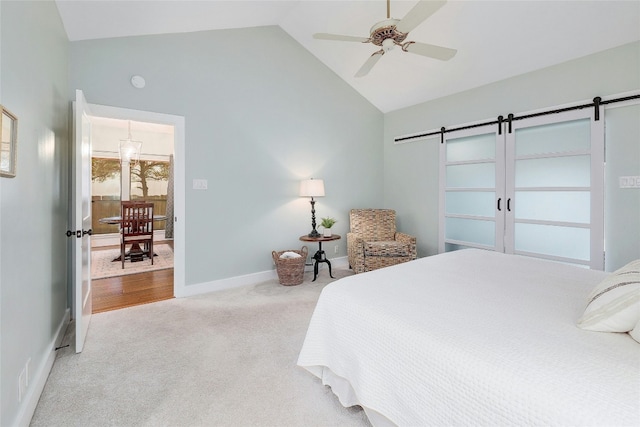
[327,256,349,269]
[15,308,70,427]
[307,255,349,271]
[176,269,277,297]
[177,256,349,298]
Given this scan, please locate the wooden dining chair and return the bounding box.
[120,201,154,269]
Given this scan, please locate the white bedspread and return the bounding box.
[297,249,640,426]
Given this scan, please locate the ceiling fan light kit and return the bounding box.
[370,19,406,47]
[314,0,457,77]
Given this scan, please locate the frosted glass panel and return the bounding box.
[516,119,590,156]
[447,163,495,188]
[514,223,590,260]
[446,191,495,217]
[445,243,474,253]
[445,217,495,246]
[515,191,590,223]
[447,133,495,162]
[515,155,590,188]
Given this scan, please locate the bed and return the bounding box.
[297,249,640,426]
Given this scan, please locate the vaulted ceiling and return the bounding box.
[55,1,640,113]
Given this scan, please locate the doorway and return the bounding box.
[87,103,185,310]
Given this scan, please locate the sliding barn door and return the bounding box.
[505,109,604,269]
[439,108,604,270]
[439,125,505,252]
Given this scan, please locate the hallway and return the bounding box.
[92,268,174,313]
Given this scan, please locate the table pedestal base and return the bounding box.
[111,243,156,262]
[299,234,341,283]
[311,242,335,282]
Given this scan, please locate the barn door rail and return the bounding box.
[394,92,640,144]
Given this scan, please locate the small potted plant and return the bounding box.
[320,217,337,237]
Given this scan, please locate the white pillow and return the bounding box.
[577,259,640,333]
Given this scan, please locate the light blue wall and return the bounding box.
[384,41,640,270]
[69,26,384,286]
[605,104,640,269]
[0,1,69,425]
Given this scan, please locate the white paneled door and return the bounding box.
[505,109,604,269]
[440,107,604,269]
[439,124,505,253]
[72,89,93,353]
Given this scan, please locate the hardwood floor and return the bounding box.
[92,268,174,314]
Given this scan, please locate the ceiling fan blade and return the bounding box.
[403,41,457,61]
[313,33,370,43]
[355,51,384,78]
[395,0,447,34]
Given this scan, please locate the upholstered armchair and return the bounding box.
[347,209,417,274]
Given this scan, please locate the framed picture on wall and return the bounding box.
[0,106,18,178]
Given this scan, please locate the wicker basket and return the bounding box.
[272,246,308,286]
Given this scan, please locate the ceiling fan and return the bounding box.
[313,0,457,77]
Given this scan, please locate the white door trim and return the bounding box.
[88,103,186,297]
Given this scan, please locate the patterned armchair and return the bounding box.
[347,209,417,274]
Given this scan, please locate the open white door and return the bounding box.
[72,89,93,353]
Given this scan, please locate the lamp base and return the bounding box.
[308,229,321,238]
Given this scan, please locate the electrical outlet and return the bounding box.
[619,176,640,188]
[334,245,339,254]
[192,179,208,190]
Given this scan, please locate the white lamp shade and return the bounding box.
[299,179,325,197]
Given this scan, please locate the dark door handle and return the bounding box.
[507,198,512,212]
[497,198,502,211]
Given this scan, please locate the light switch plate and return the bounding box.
[619,176,640,188]
[193,179,208,190]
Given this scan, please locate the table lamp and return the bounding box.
[300,178,325,237]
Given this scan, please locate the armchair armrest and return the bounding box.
[347,232,366,274]
[395,232,416,243]
[395,232,417,260]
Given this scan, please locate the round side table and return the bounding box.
[299,234,341,281]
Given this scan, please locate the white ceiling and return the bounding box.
[55,0,640,113]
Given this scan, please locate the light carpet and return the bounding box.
[92,244,174,279]
[30,267,371,427]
